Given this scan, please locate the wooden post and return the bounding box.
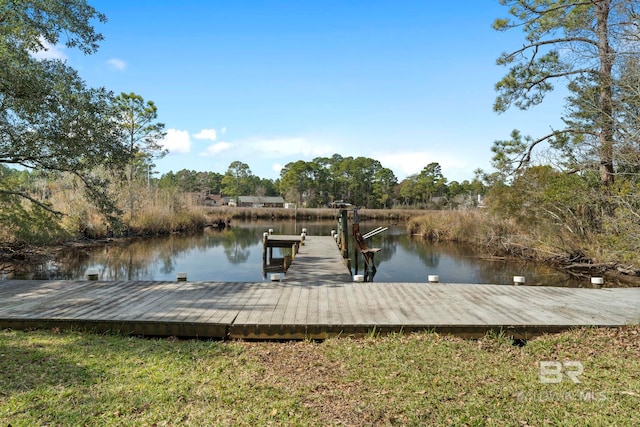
[340,209,349,258]
[262,232,268,264]
[354,244,359,275]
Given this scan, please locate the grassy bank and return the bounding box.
[1,327,639,426]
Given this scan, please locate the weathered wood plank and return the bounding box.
[291,286,314,325]
[195,282,258,325]
[86,282,179,321]
[230,284,271,325]
[269,283,294,325]
[284,236,352,283]
[0,280,83,316]
[3,279,640,340]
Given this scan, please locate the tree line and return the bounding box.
[155,157,485,209]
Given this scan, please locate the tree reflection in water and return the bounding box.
[10,219,587,286]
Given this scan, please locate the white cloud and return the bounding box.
[243,136,335,159]
[374,150,474,182]
[200,141,232,157]
[194,129,217,141]
[161,129,192,154]
[272,163,283,173]
[30,39,67,61]
[106,58,127,71]
[374,151,431,178]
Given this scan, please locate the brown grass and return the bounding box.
[209,206,426,221]
[407,210,573,263]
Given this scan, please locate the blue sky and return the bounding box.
[53,1,567,183]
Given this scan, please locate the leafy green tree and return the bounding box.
[257,178,279,197]
[349,157,383,207]
[493,0,638,186]
[416,162,448,204]
[372,167,398,208]
[277,155,397,208]
[487,165,596,237]
[398,174,419,207]
[614,56,640,179]
[160,169,223,193]
[221,161,253,203]
[205,172,225,193]
[112,92,167,218]
[0,0,128,236]
[309,157,332,207]
[396,163,448,208]
[279,160,314,206]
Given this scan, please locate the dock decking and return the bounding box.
[2,233,640,340]
[283,236,352,282]
[1,278,640,339]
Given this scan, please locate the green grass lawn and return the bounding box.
[1,326,639,426]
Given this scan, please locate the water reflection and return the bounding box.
[85,226,268,281]
[5,219,589,286]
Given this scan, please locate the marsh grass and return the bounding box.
[2,327,639,426]
[406,210,599,268]
[211,206,425,221]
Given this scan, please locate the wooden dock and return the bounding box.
[283,235,352,282]
[2,233,640,339]
[1,278,640,340]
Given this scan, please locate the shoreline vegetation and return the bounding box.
[3,205,640,286]
[407,211,640,286]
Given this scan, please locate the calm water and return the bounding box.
[4,219,590,287]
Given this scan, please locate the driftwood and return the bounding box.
[562,262,617,271]
[616,265,640,276]
[559,261,640,284]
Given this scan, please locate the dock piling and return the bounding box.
[591,277,604,288]
[86,269,99,280]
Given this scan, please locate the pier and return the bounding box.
[2,230,640,340]
[1,277,640,339]
[283,235,352,282]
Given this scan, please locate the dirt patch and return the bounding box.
[242,340,380,426]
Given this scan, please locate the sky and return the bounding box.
[50,0,568,183]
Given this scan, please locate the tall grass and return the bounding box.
[407,209,640,285]
[210,206,426,221]
[407,210,582,263]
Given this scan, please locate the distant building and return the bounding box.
[237,196,285,208]
[185,193,230,206]
[203,194,229,206]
